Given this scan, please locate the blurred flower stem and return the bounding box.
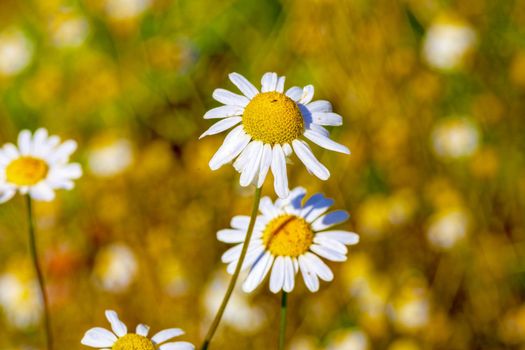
[279,291,288,350]
[26,195,53,350]
[201,186,263,350]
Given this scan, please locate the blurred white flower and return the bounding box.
[0,273,42,329]
[423,17,477,71]
[388,291,430,332]
[105,0,151,20]
[50,11,90,48]
[289,336,318,350]
[432,117,479,159]
[325,329,369,350]
[202,271,266,334]
[427,208,469,250]
[92,243,138,293]
[88,138,133,177]
[0,29,33,76]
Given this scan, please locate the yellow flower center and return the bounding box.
[5,157,48,186]
[242,92,304,145]
[262,214,314,257]
[113,334,156,350]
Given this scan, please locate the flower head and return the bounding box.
[81,310,194,350]
[217,187,359,293]
[0,128,82,203]
[200,72,350,198]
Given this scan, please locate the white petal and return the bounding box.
[239,141,263,186]
[242,251,274,293]
[276,76,286,93]
[310,244,347,262]
[306,100,332,113]
[314,236,348,254]
[285,87,303,101]
[221,244,243,263]
[299,85,314,104]
[29,183,55,202]
[271,144,289,198]
[81,327,117,347]
[270,256,285,293]
[230,215,250,229]
[257,144,272,188]
[303,252,333,281]
[259,196,279,218]
[233,141,259,173]
[2,143,19,159]
[316,231,359,245]
[226,242,265,274]
[204,105,244,119]
[298,255,319,292]
[311,210,349,231]
[283,256,295,293]
[282,143,292,157]
[159,342,195,350]
[300,193,334,222]
[212,88,250,107]
[312,112,343,126]
[217,229,246,243]
[32,128,49,155]
[18,130,32,155]
[209,127,251,170]
[261,72,278,92]
[105,310,127,337]
[47,140,77,163]
[199,117,242,139]
[303,129,350,154]
[292,140,330,180]
[152,328,185,344]
[229,72,259,98]
[0,189,16,203]
[136,324,150,336]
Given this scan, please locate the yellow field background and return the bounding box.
[0,0,524,349]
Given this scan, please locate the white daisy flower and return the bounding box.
[81,310,194,350]
[0,128,82,203]
[200,72,350,198]
[217,187,359,293]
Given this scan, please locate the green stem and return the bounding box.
[279,291,288,350]
[201,186,263,350]
[26,195,53,350]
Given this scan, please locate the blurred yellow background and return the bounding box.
[0,0,524,349]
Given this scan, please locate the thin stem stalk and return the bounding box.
[201,186,263,350]
[279,291,288,350]
[26,195,53,350]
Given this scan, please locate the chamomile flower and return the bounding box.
[0,128,82,203]
[81,310,194,350]
[200,72,350,198]
[217,187,359,293]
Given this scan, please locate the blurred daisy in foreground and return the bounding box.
[431,117,479,159]
[0,128,82,203]
[0,272,42,329]
[105,0,151,20]
[49,10,90,48]
[92,243,138,293]
[201,72,350,198]
[202,270,266,333]
[325,329,369,350]
[426,207,470,250]
[87,137,133,177]
[422,16,477,71]
[81,310,194,350]
[217,187,359,293]
[0,29,33,76]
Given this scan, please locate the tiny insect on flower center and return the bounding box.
[242,92,304,145]
[5,157,48,186]
[262,214,314,257]
[113,334,156,350]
